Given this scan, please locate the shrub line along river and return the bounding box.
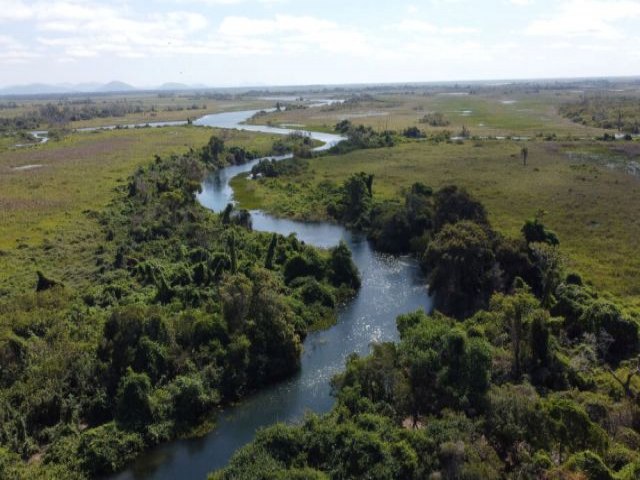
[93,103,433,479]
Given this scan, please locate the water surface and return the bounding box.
[111,106,432,480]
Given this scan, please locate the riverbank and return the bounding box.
[0,122,368,479]
[0,126,284,295]
[230,137,640,307]
[111,119,430,479]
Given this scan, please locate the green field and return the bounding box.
[249,90,609,138]
[0,126,281,294]
[0,93,274,130]
[233,138,640,306]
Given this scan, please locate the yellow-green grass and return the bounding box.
[0,126,280,294]
[249,92,608,139]
[0,94,273,129]
[232,139,640,306]
[67,97,273,129]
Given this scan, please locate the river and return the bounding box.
[109,106,434,480]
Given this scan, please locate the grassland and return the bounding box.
[0,125,281,294]
[0,93,273,130]
[232,138,640,306]
[249,91,609,138]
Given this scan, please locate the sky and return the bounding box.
[1,0,640,87]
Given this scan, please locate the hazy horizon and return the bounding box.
[2,0,640,88]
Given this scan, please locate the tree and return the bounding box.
[115,369,152,430]
[521,146,529,166]
[329,241,360,289]
[247,268,302,384]
[337,173,374,227]
[530,311,551,370]
[221,203,233,225]
[202,135,225,165]
[433,185,488,230]
[424,221,498,319]
[522,218,559,246]
[228,232,238,274]
[170,375,216,428]
[265,233,278,269]
[284,251,325,284]
[490,290,538,379]
[77,424,144,476]
[35,270,63,291]
[398,311,492,417]
[530,243,563,308]
[580,300,639,363]
[220,273,252,333]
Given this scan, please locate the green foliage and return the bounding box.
[368,182,433,254]
[522,218,559,246]
[419,112,450,127]
[433,185,488,230]
[271,131,315,157]
[115,370,153,431]
[0,142,359,477]
[402,126,424,138]
[251,157,308,178]
[564,450,614,480]
[329,241,361,289]
[424,221,498,318]
[327,172,374,228]
[330,122,395,154]
[560,95,640,133]
[545,398,609,457]
[77,423,144,476]
[200,134,261,168]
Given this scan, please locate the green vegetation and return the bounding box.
[3,83,640,479]
[560,94,640,133]
[212,189,640,480]
[251,157,308,178]
[331,120,395,154]
[419,111,450,127]
[231,137,640,306]
[0,131,359,478]
[270,131,318,157]
[0,93,272,132]
[0,126,289,296]
[246,86,609,138]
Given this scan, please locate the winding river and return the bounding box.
[110,106,433,480]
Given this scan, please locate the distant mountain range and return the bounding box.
[0,81,212,96]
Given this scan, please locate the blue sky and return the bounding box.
[1,0,639,87]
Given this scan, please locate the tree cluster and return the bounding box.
[0,146,359,478]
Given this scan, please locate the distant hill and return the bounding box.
[0,81,141,96]
[0,83,73,95]
[158,82,192,91]
[97,81,137,92]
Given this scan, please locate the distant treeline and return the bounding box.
[213,178,640,480]
[0,100,207,132]
[560,95,640,133]
[0,136,360,478]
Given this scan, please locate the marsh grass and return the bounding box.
[232,138,640,306]
[248,92,609,139]
[0,125,281,294]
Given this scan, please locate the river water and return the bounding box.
[110,107,433,480]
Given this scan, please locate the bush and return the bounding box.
[77,423,144,476]
[564,451,614,480]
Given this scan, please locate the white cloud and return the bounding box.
[217,14,376,56]
[389,19,478,34]
[0,34,41,62]
[218,14,336,36]
[525,0,640,39]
